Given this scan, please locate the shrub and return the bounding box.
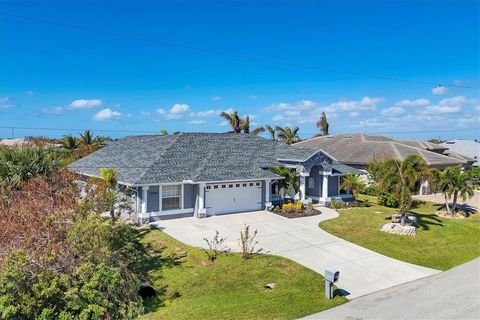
[238,224,262,259]
[295,201,303,213]
[379,192,399,208]
[362,185,377,196]
[203,230,230,262]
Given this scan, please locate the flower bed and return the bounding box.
[330,200,371,210]
[270,202,322,218]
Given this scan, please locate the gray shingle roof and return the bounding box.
[68,133,319,185]
[294,134,467,168]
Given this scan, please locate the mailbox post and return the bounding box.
[324,267,340,299]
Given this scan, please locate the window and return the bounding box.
[162,185,181,210]
[229,184,233,188]
[308,177,315,188]
[255,182,260,186]
[214,185,218,189]
[221,184,226,188]
[249,182,254,186]
[236,184,240,187]
[242,183,247,187]
[206,186,211,190]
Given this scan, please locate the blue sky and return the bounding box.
[0,0,479,140]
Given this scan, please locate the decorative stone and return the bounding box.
[380,223,416,236]
[265,283,276,289]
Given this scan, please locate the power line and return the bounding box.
[1,11,478,90]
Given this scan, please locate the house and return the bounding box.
[439,139,480,167]
[294,134,472,195]
[68,132,360,223]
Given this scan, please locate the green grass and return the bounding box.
[139,227,346,320]
[320,195,480,270]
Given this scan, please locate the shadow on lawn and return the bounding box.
[411,213,444,230]
[137,226,186,313]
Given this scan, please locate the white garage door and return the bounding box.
[205,181,263,216]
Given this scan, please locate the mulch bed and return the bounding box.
[270,208,322,219]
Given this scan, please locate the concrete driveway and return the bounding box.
[304,258,480,319]
[151,208,439,299]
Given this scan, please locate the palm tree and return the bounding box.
[316,112,329,136]
[265,124,276,141]
[0,147,60,191]
[340,174,365,198]
[435,166,474,215]
[270,166,299,203]
[79,130,99,153]
[275,126,299,145]
[251,127,265,135]
[60,134,79,151]
[376,155,429,225]
[99,167,118,221]
[220,110,242,133]
[240,115,250,133]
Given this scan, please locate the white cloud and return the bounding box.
[381,107,406,117]
[432,86,448,95]
[328,96,384,112]
[140,111,151,116]
[211,96,221,101]
[349,112,359,117]
[394,98,430,107]
[219,120,229,126]
[70,99,102,109]
[0,97,15,109]
[439,95,478,107]
[170,103,190,114]
[26,90,34,96]
[249,95,258,100]
[156,103,190,119]
[189,119,206,125]
[191,107,235,117]
[420,105,461,114]
[93,108,122,121]
[351,119,388,128]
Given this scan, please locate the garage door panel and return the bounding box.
[206,181,262,216]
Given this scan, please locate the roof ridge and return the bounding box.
[390,142,404,161]
[134,133,183,184]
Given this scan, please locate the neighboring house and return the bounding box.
[294,134,471,195]
[439,139,480,167]
[69,133,359,223]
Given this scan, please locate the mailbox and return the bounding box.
[324,268,340,299]
[325,268,340,283]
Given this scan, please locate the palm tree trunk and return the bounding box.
[400,213,406,226]
[451,192,458,214]
[444,194,451,214]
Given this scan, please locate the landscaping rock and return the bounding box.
[380,223,416,236]
[265,283,276,289]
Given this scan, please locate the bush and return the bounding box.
[0,171,148,319]
[362,185,377,196]
[379,192,399,208]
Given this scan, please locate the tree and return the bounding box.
[340,174,365,198]
[316,112,329,136]
[251,127,265,135]
[220,110,242,133]
[160,129,168,136]
[99,168,118,221]
[275,126,300,145]
[368,155,429,225]
[270,166,299,203]
[79,130,99,153]
[60,134,79,151]
[434,166,474,215]
[240,115,251,133]
[264,124,276,141]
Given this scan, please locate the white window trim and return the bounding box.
[160,184,183,211]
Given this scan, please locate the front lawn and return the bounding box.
[139,228,346,320]
[320,195,480,270]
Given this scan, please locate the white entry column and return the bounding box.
[197,183,206,218]
[322,175,329,199]
[299,175,307,202]
[141,186,149,222]
[265,179,272,208]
